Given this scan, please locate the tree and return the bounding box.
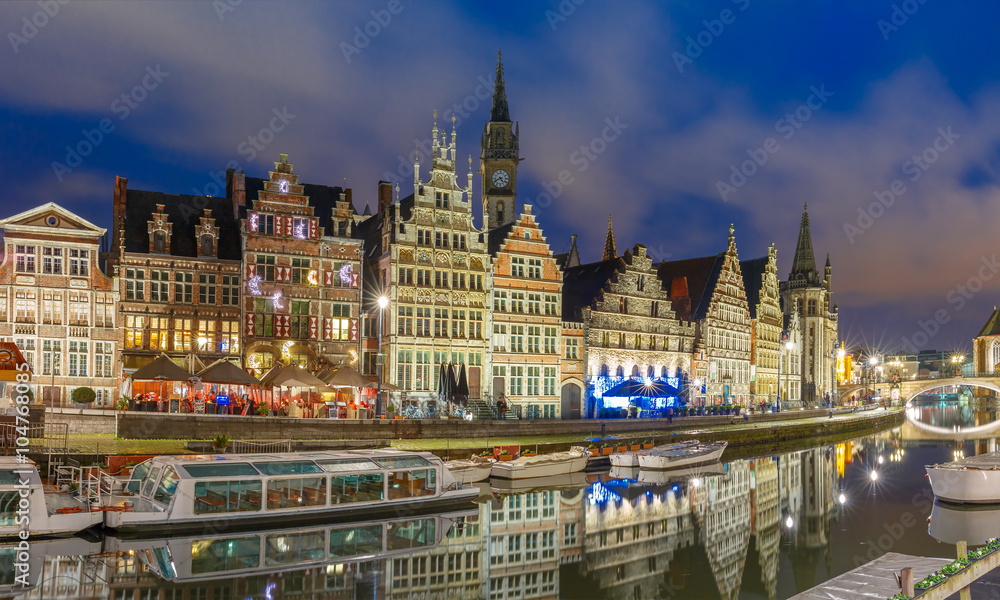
[71,387,96,405]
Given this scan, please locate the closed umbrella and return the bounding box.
[457,363,469,400]
[447,363,458,409]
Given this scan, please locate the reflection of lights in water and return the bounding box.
[838,493,846,504]
[870,470,879,482]
[785,516,794,528]
[878,455,884,464]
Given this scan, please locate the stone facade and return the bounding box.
[0,203,119,407]
[235,154,363,374]
[112,180,243,377]
[489,205,563,418]
[781,204,838,404]
[361,116,490,411]
[742,245,782,405]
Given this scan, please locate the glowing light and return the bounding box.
[197,337,209,349]
[247,355,260,370]
[877,455,884,464]
[785,516,794,528]
[690,478,700,488]
[870,470,879,482]
[279,180,288,193]
[294,222,306,239]
[250,214,259,232]
[247,275,262,295]
[282,341,293,359]
[643,377,653,387]
[272,290,284,310]
[349,349,358,365]
[378,296,389,309]
[307,270,318,285]
[838,493,846,504]
[693,378,702,387]
[869,356,878,366]
[339,263,354,284]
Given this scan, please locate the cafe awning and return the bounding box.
[317,365,375,389]
[130,355,194,382]
[261,364,331,389]
[198,359,261,386]
[603,378,681,398]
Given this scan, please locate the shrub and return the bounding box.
[116,396,129,411]
[212,434,230,449]
[72,387,96,404]
[256,403,270,416]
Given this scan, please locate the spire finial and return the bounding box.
[490,48,511,122]
[602,214,617,261]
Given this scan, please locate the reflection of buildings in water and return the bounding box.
[385,513,486,600]
[789,446,838,591]
[691,460,752,600]
[577,481,696,600]
[750,457,780,600]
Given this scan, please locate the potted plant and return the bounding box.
[642,439,654,449]
[522,448,536,457]
[497,449,514,462]
[120,460,138,477]
[600,444,613,456]
[256,403,271,417]
[586,443,599,457]
[212,433,230,452]
[629,441,642,451]
[116,396,129,412]
[72,386,96,409]
[387,404,398,419]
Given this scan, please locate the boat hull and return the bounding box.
[637,442,727,470]
[445,462,493,484]
[609,453,639,468]
[490,449,589,480]
[104,486,480,537]
[926,466,1000,505]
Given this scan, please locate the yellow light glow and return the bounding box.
[349,349,358,365]
[307,270,318,285]
[282,341,293,359]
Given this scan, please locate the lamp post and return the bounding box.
[834,346,845,408]
[782,340,795,412]
[376,295,388,419]
[951,354,965,377]
[867,355,878,405]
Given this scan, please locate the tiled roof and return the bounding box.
[561,258,624,322]
[977,308,1000,338]
[656,254,725,321]
[122,189,242,260]
[739,256,768,320]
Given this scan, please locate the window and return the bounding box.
[415,351,430,390]
[92,341,113,378]
[527,294,541,314]
[291,258,310,284]
[331,262,353,287]
[220,321,239,354]
[152,231,166,253]
[511,292,524,313]
[292,217,309,239]
[42,247,63,274]
[452,309,465,338]
[200,235,214,256]
[266,477,326,509]
[68,341,88,376]
[528,259,542,279]
[619,296,628,313]
[42,340,61,376]
[526,367,540,395]
[221,275,239,306]
[470,310,482,339]
[287,301,308,339]
[651,300,659,318]
[14,290,35,323]
[173,318,193,351]
[13,338,34,373]
[397,305,413,336]
[545,294,558,315]
[150,270,169,302]
[397,267,413,285]
[510,366,523,395]
[565,338,579,359]
[493,291,507,313]
[148,317,169,351]
[256,255,276,282]
[14,245,35,273]
[543,367,556,395]
[192,481,262,515]
[125,268,145,301]
[434,308,448,337]
[416,307,430,336]
[511,257,525,277]
[261,214,274,235]
[0,289,7,321]
[124,315,144,349]
[510,325,524,352]
[397,350,412,389]
[197,320,215,351]
[526,326,541,353]
[174,272,193,303]
[416,268,431,286]
[41,291,62,324]
[492,324,507,351]
[198,274,216,304]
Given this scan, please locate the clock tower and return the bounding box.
[481,50,520,230]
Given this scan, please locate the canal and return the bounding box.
[4,400,998,599]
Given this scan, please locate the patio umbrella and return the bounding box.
[320,365,375,388]
[130,355,192,382]
[437,363,448,412]
[260,363,329,388]
[456,363,469,400]
[198,359,261,386]
[447,363,458,407]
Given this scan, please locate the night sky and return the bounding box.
[3,0,999,355]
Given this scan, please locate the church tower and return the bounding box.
[481,50,520,230]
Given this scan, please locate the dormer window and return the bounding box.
[201,235,215,257]
[153,231,166,253]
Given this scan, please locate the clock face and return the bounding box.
[491,169,510,188]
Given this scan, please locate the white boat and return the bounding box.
[928,502,1000,545]
[445,455,494,484]
[610,440,699,468]
[103,449,479,534]
[108,508,477,584]
[490,447,589,480]
[637,463,727,484]
[490,472,588,493]
[637,441,728,470]
[608,465,640,480]
[0,457,104,538]
[926,451,1000,504]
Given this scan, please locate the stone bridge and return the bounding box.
[838,374,1000,405]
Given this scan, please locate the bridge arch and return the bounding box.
[902,379,1000,405]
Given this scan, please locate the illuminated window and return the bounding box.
[148,317,169,351]
[173,319,193,351]
[220,321,239,354]
[14,245,36,273]
[124,315,144,349]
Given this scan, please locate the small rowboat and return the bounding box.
[637,441,728,470]
[926,451,1000,505]
[490,447,589,480]
[610,440,700,468]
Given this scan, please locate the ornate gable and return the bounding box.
[0,202,106,238]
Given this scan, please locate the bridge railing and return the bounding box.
[844,372,999,386]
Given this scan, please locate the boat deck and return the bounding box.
[930,451,1000,470]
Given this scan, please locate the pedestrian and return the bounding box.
[667,407,673,424]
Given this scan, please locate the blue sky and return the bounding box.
[3,0,1000,354]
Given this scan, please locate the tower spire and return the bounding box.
[602,215,617,261]
[490,49,511,122]
[789,202,818,283]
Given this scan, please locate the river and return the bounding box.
[4,400,998,599]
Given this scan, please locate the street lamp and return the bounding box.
[376,295,389,419]
[951,354,965,377]
[833,346,845,407]
[781,340,795,412]
[867,356,878,405]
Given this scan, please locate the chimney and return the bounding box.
[227,168,246,216]
[109,176,129,271]
[378,181,393,213]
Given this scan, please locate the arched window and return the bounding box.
[630,365,640,378]
[647,365,655,379]
[661,365,671,378]
[991,339,1000,371]
[201,235,214,256]
[153,231,166,253]
[600,364,610,377]
[615,365,624,378]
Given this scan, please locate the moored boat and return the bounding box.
[102,449,478,535]
[490,447,589,480]
[928,501,1000,545]
[926,451,1000,504]
[445,455,494,484]
[637,462,727,484]
[610,440,699,468]
[490,472,588,493]
[0,458,104,539]
[637,441,728,470]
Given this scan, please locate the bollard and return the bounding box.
[900,567,914,597]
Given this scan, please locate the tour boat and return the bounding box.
[490,447,589,480]
[928,502,1000,545]
[610,440,700,468]
[445,455,494,484]
[108,508,478,583]
[0,457,104,538]
[637,441,728,470]
[103,449,479,534]
[926,451,1000,504]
